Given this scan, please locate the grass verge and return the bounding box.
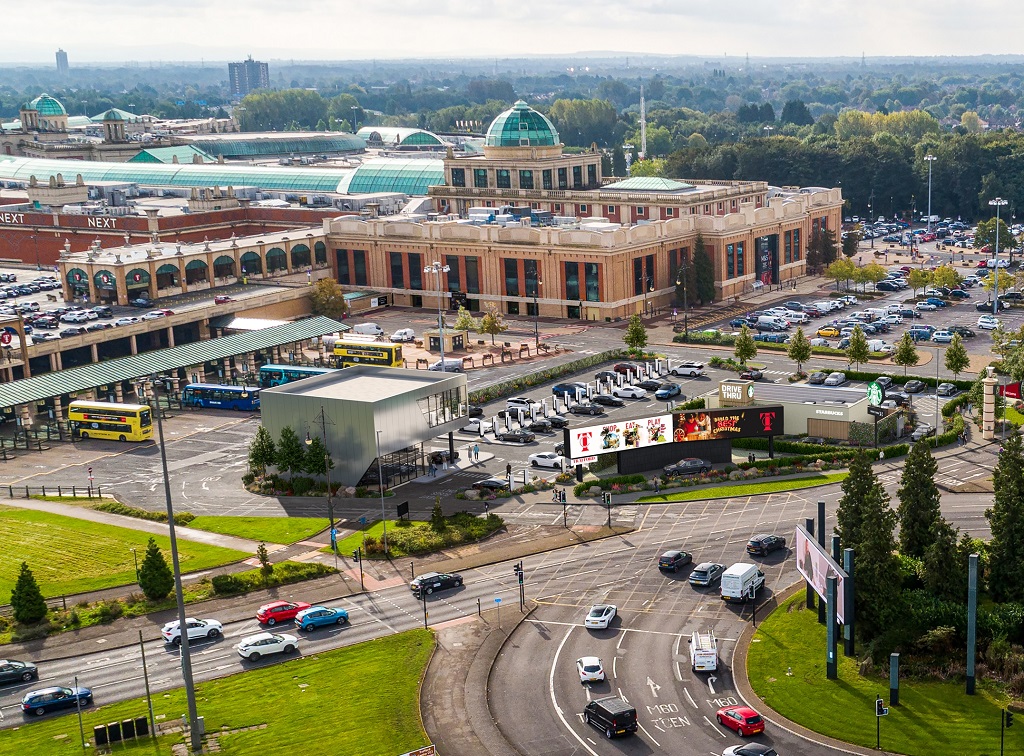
[636,472,848,502]
[748,593,1024,755]
[0,629,434,755]
[0,504,248,599]
[188,516,330,544]
[330,513,504,558]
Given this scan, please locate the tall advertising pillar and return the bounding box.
[982,367,998,440]
[967,553,979,694]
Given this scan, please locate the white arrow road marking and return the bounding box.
[647,677,661,697]
[708,676,717,694]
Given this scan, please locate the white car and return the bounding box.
[612,385,647,399]
[114,317,140,326]
[161,618,223,645]
[506,397,540,412]
[932,331,954,343]
[235,632,299,661]
[59,312,87,323]
[528,452,567,469]
[584,604,617,629]
[670,361,706,377]
[809,338,830,347]
[978,316,1001,330]
[882,315,903,325]
[915,302,938,312]
[142,310,168,320]
[462,418,493,434]
[576,656,606,684]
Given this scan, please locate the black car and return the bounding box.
[746,533,787,556]
[554,442,565,456]
[978,300,1008,312]
[0,659,38,685]
[525,418,553,433]
[658,550,693,572]
[904,379,926,394]
[472,477,510,492]
[410,571,463,597]
[875,376,894,389]
[130,297,154,308]
[937,383,959,397]
[90,306,113,318]
[949,325,975,338]
[886,390,911,406]
[636,379,664,391]
[553,382,588,397]
[496,429,535,443]
[663,457,711,477]
[467,405,484,418]
[1002,291,1024,301]
[58,327,85,338]
[802,437,826,445]
[427,449,460,465]
[594,371,618,382]
[591,394,625,408]
[569,402,605,416]
[85,323,113,332]
[546,415,570,429]
[740,369,763,381]
[808,371,827,385]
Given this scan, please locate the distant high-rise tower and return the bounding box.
[228,56,270,98]
[639,84,647,161]
[55,49,69,75]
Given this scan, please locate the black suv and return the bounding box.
[746,533,787,556]
[583,696,638,739]
[657,550,692,572]
[663,458,711,477]
[410,571,463,597]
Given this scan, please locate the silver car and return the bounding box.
[823,372,847,386]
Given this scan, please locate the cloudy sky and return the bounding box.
[4,0,1023,63]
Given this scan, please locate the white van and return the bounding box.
[721,563,765,602]
[352,323,384,336]
[390,328,416,342]
[756,315,788,331]
[428,358,463,372]
[688,631,718,672]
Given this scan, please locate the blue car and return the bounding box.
[654,383,682,400]
[295,606,349,631]
[926,297,948,308]
[729,317,751,328]
[21,686,92,717]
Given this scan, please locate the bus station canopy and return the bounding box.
[0,316,346,409]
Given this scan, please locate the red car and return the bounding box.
[613,362,643,376]
[716,705,765,737]
[214,295,233,304]
[256,601,311,625]
[977,260,990,268]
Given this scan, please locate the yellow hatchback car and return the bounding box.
[816,326,840,338]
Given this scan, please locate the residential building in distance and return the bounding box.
[55,49,69,75]
[229,56,270,98]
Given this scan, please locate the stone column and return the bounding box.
[114,383,124,402]
[49,352,62,372]
[129,334,138,355]
[222,358,231,381]
[19,404,33,427]
[982,366,998,440]
[166,326,175,348]
[52,396,63,421]
[90,343,99,363]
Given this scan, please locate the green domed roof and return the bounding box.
[485,100,559,148]
[26,94,67,117]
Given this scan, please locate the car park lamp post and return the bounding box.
[424,262,450,372]
[531,271,542,351]
[675,264,689,341]
[306,407,336,565]
[131,547,139,581]
[924,154,937,234]
[990,197,1008,317]
[375,429,388,554]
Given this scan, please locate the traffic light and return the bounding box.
[603,492,611,506]
[875,698,887,717]
[1007,710,1015,728]
[352,550,360,562]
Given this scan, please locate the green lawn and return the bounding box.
[0,629,433,755]
[334,520,393,556]
[636,472,848,503]
[188,515,330,544]
[0,505,248,598]
[748,593,1024,755]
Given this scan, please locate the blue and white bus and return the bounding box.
[258,364,338,388]
[182,383,260,411]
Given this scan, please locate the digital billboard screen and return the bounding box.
[672,406,783,442]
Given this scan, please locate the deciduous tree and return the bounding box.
[943,333,970,380]
[453,306,479,333]
[624,314,648,353]
[479,303,509,345]
[846,326,870,369]
[786,327,812,374]
[248,425,276,476]
[907,269,931,297]
[276,426,306,475]
[308,278,348,320]
[892,332,920,375]
[303,435,333,477]
[733,325,757,366]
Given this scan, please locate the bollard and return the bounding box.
[57,486,62,497]
[41,486,45,497]
[410,562,415,579]
[477,598,481,616]
[24,486,29,499]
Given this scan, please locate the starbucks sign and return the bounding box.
[866,381,884,406]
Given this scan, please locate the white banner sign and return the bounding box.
[794,525,847,623]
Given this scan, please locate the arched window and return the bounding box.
[185,259,209,284]
[156,263,180,289]
[314,241,327,266]
[213,255,235,279]
[240,251,262,275]
[266,248,287,273]
[125,268,151,290]
[290,244,311,269]
[93,270,116,291]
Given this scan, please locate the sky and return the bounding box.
[5,0,1024,63]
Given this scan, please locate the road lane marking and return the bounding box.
[685,688,698,708]
[548,625,599,756]
[637,722,661,747]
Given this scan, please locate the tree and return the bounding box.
[248,425,276,476]
[842,231,861,259]
[806,227,838,273]
[693,234,716,304]
[931,265,963,290]
[854,481,903,639]
[780,99,814,126]
[256,542,274,585]
[675,261,697,311]
[846,326,870,369]
[276,426,306,475]
[308,278,348,320]
[623,314,648,353]
[479,302,509,345]
[825,258,855,291]
[860,263,889,291]
[453,306,478,333]
[907,269,931,297]
[629,158,667,177]
[982,269,1014,295]
[137,537,174,602]
[430,498,447,533]
[974,216,1015,255]
[896,441,941,559]
[892,332,920,375]
[611,145,626,177]
[836,451,877,550]
[943,334,970,380]
[986,434,1024,602]
[10,562,47,625]
[303,434,333,477]
[733,325,757,366]
[787,327,811,374]
[922,519,967,603]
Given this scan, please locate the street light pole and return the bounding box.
[306,406,336,563]
[990,197,1008,317]
[676,263,689,341]
[424,262,451,372]
[375,429,388,554]
[924,154,936,234]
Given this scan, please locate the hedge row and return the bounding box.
[467,349,628,405]
[732,437,863,455]
[736,444,910,470]
[95,501,195,526]
[573,474,647,497]
[941,393,970,418]
[211,562,335,596]
[931,414,965,448]
[675,397,707,411]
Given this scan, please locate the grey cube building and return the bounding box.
[260,366,468,486]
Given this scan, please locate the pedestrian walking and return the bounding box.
[506,462,512,478]
[552,488,559,502]
[654,478,660,493]
[428,461,436,477]
[473,443,479,463]
[484,501,489,515]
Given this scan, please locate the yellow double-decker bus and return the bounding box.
[68,401,153,442]
[332,340,403,368]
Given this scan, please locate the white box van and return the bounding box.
[352,323,384,336]
[757,315,787,331]
[428,358,463,372]
[688,631,718,672]
[721,563,765,602]
[390,328,415,342]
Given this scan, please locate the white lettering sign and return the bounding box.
[87,217,118,229]
[0,213,24,224]
[721,384,744,401]
[814,409,845,417]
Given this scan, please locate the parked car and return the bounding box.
[584,604,617,629]
[594,371,618,382]
[427,449,460,465]
[977,300,1008,312]
[950,289,970,299]
[161,618,223,645]
[236,632,299,661]
[911,424,936,442]
[915,302,938,312]
[809,337,830,347]
[904,379,926,394]
[937,383,959,397]
[529,452,566,469]
[688,562,726,587]
[495,429,536,443]
[472,478,510,492]
[949,325,975,338]
[569,402,605,416]
[525,418,553,433]
[411,571,463,597]
[552,382,588,397]
[717,705,766,737]
[664,457,711,477]
[740,369,763,381]
[978,315,1001,330]
[817,326,840,338]
[462,418,493,434]
[932,330,954,343]
[654,383,682,400]
[636,378,663,391]
[257,601,312,626]
[824,372,847,386]
[577,656,606,684]
[613,362,643,376]
[21,685,92,717]
[214,295,234,305]
[612,385,647,399]
[808,371,827,385]
[113,316,140,326]
[295,606,349,630]
[129,297,153,308]
[591,394,625,408]
[658,550,693,572]
[670,361,706,378]
[746,533,787,556]
[0,659,38,685]
[546,415,570,429]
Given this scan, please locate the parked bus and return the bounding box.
[258,364,338,388]
[68,401,153,442]
[182,383,260,411]
[332,340,403,368]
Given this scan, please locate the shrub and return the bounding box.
[94,599,124,624]
[10,562,47,625]
[94,501,195,525]
[211,562,334,596]
[574,474,646,497]
[137,537,174,601]
[211,574,245,595]
[11,622,52,643]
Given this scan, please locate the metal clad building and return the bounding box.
[260,366,468,486]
